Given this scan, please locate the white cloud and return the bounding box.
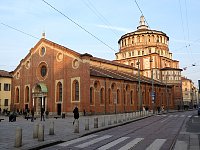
[96,24,132,33]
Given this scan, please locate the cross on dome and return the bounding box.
[137,15,149,30]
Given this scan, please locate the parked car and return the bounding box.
[198,107,200,116]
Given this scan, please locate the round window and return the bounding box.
[41,65,47,77]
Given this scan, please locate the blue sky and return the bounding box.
[0,0,200,86]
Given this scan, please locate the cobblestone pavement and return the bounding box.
[0,111,150,150]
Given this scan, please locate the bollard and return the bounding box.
[101,116,105,127]
[114,115,117,124]
[94,117,98,128]
[118,114,122,123]
[15,127,22,148]
[38,124,44,141]
[49,121,54,135]
[74,120,79,133]
[108,116,111,125]
[33,123,39,138]
[85,118,89,130]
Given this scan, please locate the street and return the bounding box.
[43,110,199,150]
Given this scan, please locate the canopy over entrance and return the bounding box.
[32,83,48,97]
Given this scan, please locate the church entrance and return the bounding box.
[32,83,48,115]
[57,103,61,115]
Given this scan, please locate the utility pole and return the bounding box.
[150,58,155,114]
[136,60,141,115]
[165,72,169,113]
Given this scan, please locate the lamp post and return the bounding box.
[150,58,155,114]
[165,72,169,113]
[136,60,142,115]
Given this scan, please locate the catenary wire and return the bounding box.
[0,22,39,40]
[42,0,116,52]
[82,0,120,38]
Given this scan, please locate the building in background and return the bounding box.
[182,76,198,109]
[0,70,12,112]
[115,15,182,109]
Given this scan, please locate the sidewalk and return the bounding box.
[0,111,152,150]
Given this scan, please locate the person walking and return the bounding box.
[41,107,45,121]
[73,106,79,125]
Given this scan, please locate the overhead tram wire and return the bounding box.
[0,22,39,40]
[178,0,196,65]
[134,0,151,29]
[82,0,120,38]
[42,0,116,52]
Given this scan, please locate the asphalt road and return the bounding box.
[42,110,199,150]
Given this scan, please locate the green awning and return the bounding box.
[37,83,48,93]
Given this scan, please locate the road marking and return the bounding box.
[180,115,185,117]
[97,137,129,150]
[188,115,191,118]
[58,134,98,146]
[169,115,173,117]
[194,116,199,118]
[161,118,168,123]
[174,115,178,117]
[118,138,144,150]
[75,135,112,148]
[174,140,188,150]
[161,114,167,117]
[145,139,166,150]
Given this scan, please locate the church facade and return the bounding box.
[10,17,177,116]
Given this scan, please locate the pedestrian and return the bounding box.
[73,106,79,125]
[31,108,34,122]
[41,107,45,121]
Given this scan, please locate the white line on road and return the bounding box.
[75,135,112,148]
[58,134,98,146]
[180,115,185,117]
[97,137,129,150]
[194,116,199,118]
[188,115,191,118]
[145,139,166,150]
[161,118,168,123]
[118,138,144,150]
[174,140,188,150]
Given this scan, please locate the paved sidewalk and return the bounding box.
[0,111,151,150]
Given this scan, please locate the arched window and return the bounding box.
[117,89,120,104]
[130,91,133,104]
[124,89,126,105]
[72,80,79,101]
[100,88,104,104]
[57,82,62,102]
[25,86,29,103]
[108,89,111,104]
[90,87,94,105]
[16,87,19,103]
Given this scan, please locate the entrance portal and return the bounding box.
[57,104,61,115]
[32,83,48,115]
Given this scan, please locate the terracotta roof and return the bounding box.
[0,70,12,78]
[90,66,164,85]
[91,57,138,70]
[160,67,182,71]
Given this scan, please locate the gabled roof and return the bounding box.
[13,38,81,73]
[0,70,12,78]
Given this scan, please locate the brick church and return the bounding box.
[10,16,182,116]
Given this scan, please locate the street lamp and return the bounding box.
[165,72,169,113]
[150,58,155,114]
[136,60,142,115]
